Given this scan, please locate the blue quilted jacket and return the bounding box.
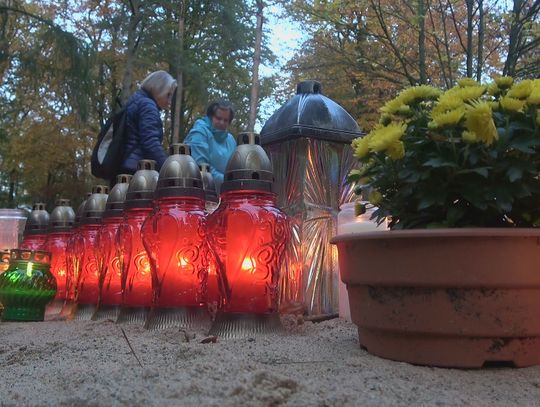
[121,89,167,173]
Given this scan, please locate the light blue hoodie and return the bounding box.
[184,116,236,188]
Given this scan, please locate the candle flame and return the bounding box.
[241,257,256,274]
[178,257,189,268]
[26,261,34,277]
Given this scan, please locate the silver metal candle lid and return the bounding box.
[103,174,132,218]
[24,203,50,235]
[81,185,109,225]
[221,132,274,193]
[49,199,76,232]
[125,160,159,209]
[155,144,204,199]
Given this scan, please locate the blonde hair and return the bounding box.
[141,70,177,100]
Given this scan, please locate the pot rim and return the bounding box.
[331,227,540,244]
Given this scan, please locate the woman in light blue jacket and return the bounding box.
[184,100,237,189]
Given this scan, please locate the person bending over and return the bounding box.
[121,70,177,173]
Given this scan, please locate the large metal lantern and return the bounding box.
[260,80,362,317]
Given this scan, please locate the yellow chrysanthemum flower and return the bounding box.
[489,101,501,111]
[507,79,533,99]
[500,96,526,112]
[527,86,540,105]
[369,190,382,206]
[387,141,405,160]
[380,96,404,115]
[352,136,370,159]
[367,123,407,152]
[433,94,464,114]
[395,105,413,117]
[446,85,486,102]
[465,101,498,145]
[397,85,441,106]
[430,107,465,127]
[494,76,513,89]
[458,78,480,87]
[487,82,501,96]
[462,130,478,143]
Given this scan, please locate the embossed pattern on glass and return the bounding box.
[95,217,123,308]
[207,190,288,314]
[117,208,152,308]
[142,198,210,309]
[44,231,72,300]
[75,224,101,305]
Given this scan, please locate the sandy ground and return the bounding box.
[1,317,540,406]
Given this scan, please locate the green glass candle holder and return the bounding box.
[0,249,57,321]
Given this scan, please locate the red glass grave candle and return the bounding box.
[117,160,158,324]
[61,193,90,319]
[74,185,109,319]
[44,199,75,319]
[94,174,131,321]
[141,145,212,329]
[207,133,288,337]
[20,203,49,250]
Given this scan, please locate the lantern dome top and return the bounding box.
[23,203,49,235]
[49,199,75,232]
[155,144,204,199]
[125,160,159,209]
[260,80,362,145]
[104,174,132,218]
[81,185,109,225]
[221,132,274,194]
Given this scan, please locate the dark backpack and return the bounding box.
[91,107,129,179]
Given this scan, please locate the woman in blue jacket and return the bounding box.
[121,70,177,173]
[184,100,237,189]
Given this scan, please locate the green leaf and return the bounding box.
[506,166,524,182]
[456,167,490,178]
[423,158,458,168]
[446,206,465,226]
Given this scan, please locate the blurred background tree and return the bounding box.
[0,0,538,208]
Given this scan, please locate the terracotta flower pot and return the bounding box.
[331,228,540,368]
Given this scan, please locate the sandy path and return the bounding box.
[1,318,539,406]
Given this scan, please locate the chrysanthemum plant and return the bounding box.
[349,77,540,229]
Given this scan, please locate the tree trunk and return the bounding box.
[120,0,142,106]
[504,0,522,77]
[417,0,426,84]
[248,0,264,132]
[466,0,474,78]
[476,0,484,81]
[172,0,186,144]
